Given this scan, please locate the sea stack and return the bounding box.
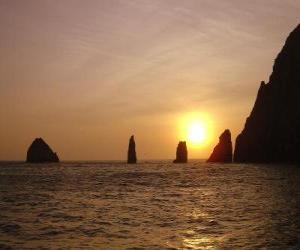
[26,138,59,163]
[127,135,137,164]
[207,129,232,163]
[173,141,188,163]
[234,24,300,163]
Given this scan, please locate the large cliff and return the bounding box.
[234,24,300,163]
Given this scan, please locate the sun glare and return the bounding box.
[187,122,205,144]
[177,112,213,148]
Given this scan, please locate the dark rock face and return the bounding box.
[234,24,300,163]
[207,129,232,163]
[173,141,188,163]
[127,135,137,164]
[26,138,59,163]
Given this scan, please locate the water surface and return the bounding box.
[0,161,299,249]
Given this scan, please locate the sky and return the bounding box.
[0,0,299,160]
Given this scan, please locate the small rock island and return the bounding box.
[173,141,188,163]
[127,135,137,164]
[234,24,300,163]
[207,129,232,163]
[26,138,59,163]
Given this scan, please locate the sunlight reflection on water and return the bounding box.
[182,234,215,250]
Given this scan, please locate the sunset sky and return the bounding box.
[0,0,299,160]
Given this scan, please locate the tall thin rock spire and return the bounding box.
[127,135,137,164]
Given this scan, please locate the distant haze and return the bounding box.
[0,0,299,160]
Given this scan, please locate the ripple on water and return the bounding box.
[0,223,21,235]
[0,243,12,250]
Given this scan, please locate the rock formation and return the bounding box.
[173,141,188,163]
[127,135,137,164]
[234,24,300,163]
[207,129,232,163]
[26,138,59,163]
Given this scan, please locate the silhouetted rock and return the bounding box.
[234,24,300,163]
[26,138,59,163]
[173,141,188,163]
[207,129,232,163]
[127,135,137,164]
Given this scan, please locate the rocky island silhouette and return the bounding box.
[26,138,59,163]
[127,135,137,164]
[207,129,232,163]
[173,141,188,163]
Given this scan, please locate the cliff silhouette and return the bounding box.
[234,24,300,163]
[208,129,232,163]
[27,138,59,163]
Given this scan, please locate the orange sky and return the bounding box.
[0,0,300,160]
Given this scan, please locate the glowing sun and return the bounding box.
[177,112,213,148]
[187,122,206,144]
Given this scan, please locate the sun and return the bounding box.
[187,122,205,144]
[177,112,213,148]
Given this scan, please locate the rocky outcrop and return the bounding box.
[26,138,59,163]
[207,129,232,163]
[234,24,300,163]
[173,141,188,163]
[127,135,137,164]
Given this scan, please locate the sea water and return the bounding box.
[0,161,299,249]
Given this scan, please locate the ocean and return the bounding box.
[0,161,299,249]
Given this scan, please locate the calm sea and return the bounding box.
[0,161,299,249]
